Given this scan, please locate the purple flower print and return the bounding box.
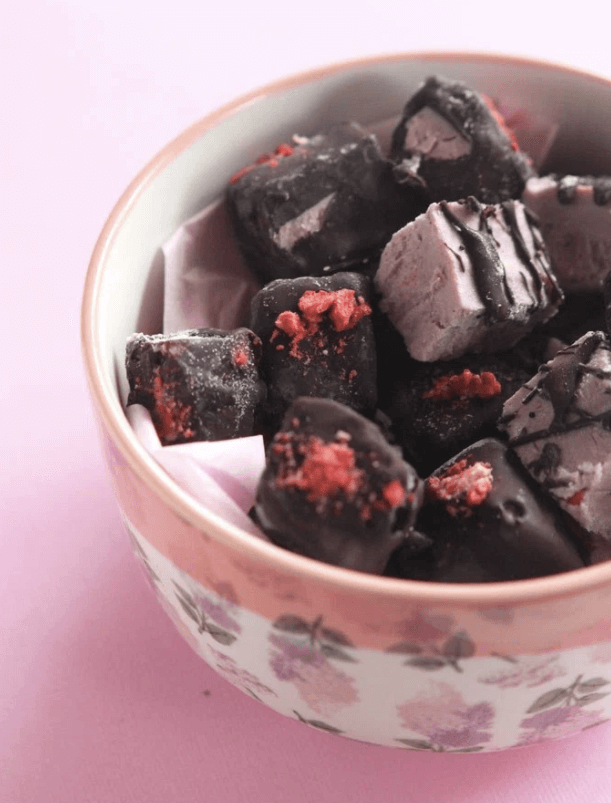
[396,682,494,752]
[269,616,359,717]
[479,655,565,689]
[209,648,276,700]
[195,594,241,635]
[269,634,326,682]
[518,705,607,745]
[516,674,610,745]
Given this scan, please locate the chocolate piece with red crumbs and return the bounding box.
[415,439,584,582]
[250,272,377,428]
[126,328,266,445]
[227,122,428,285]
[380,352,536,476]
[390,75,533,204]
[254,397,422,573]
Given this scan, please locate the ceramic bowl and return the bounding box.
[82,53,611,751]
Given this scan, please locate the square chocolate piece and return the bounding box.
[250,272,377,427]
[417,439,584,582]
[227,123,427,284]
[126,328,266,445]
[390,75,533,204]
[255,397,422,573]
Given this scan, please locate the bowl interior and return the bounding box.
[85,52,611,597]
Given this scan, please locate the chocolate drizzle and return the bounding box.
[554,174,611,206]
[390,76,533,204]
[440,198,512,322]
[557,175,579,204]
[501,200,542,306]
[541,332,603,422]
[593,177,611,206]
[508,332,609,447]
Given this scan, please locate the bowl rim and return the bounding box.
[82,49,611,607]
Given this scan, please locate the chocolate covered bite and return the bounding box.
[375,197,563,361]
[381,352,535,476]
[227,123,427,285]
[415,439,584,583]
[126,328,266,445]
[499,331,611,563]
[254,397,422,573]
[383,529,436,581]
[523,175,611,292]
[390,75,534,204]
[250,272,377,427]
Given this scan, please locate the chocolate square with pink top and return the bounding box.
[415,438,584,582]
[126,328,266,445]
[254,397,422,573]
[250,272,377,428]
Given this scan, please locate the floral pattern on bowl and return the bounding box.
[125,516,611,750]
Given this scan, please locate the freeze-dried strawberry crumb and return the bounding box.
[229,142,295,183]
[299,289,371,332]
[481,94,520,151]
[274,143,294,157]
[277,436,364,502]
[274,311,309,357]
[566,489,586,506]
[427,458,493,517]
[229,163,256,183]
[151,374,195,443]
[422,369,501,402]
[274,288,371,359]
[327,290,372,332]
[382,480,406,508]
[233,349,248,367]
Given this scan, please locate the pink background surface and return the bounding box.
[3,3,611,801]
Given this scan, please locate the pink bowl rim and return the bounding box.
[82,50,611,607]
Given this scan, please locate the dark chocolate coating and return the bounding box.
[227,123,428,285]
[439,197,561,325]
[440,199,513,322]
[383,529,435,581]
[390,76,533,204]
[250,272,377,429]
[126,328,266,445]
[379,351,535,477]
[416,439,584,582]
[255,397,422,573]
[552,174,611,206]
[501,202,562,307]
